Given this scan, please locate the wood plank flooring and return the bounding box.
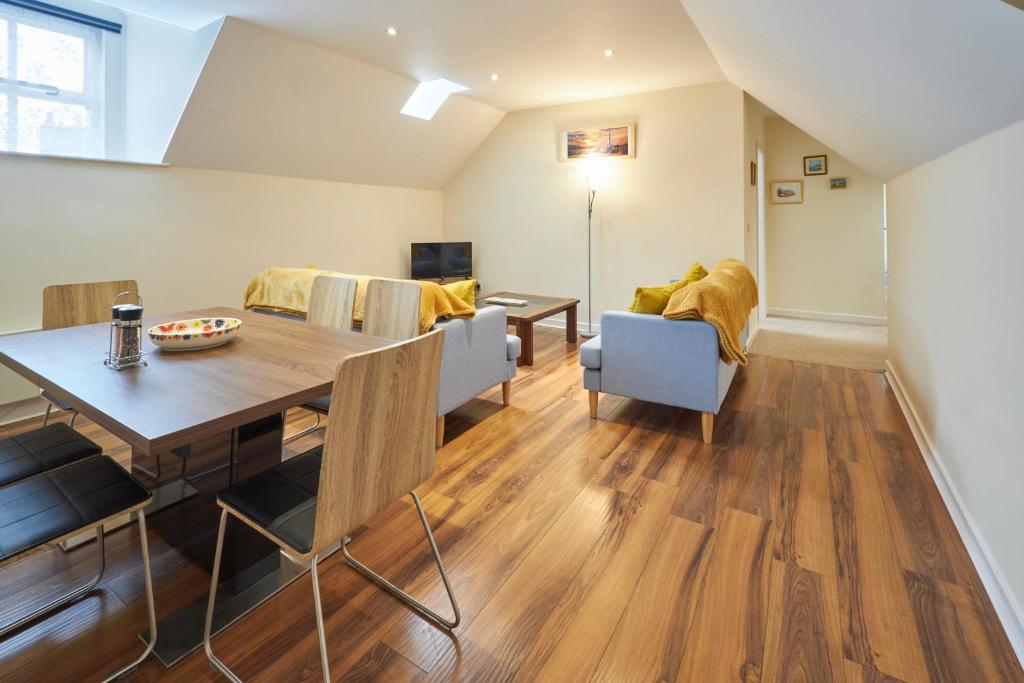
[0,327,1020,682]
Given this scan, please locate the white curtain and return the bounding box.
[0,2,104,158]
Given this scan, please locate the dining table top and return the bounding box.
[0,307,394,455]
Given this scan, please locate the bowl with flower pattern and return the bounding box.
[148,317,242,351]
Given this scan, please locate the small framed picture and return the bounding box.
[803,154,828,175]
[750,161,756,186]
[559,124,635,161]
[830,177,848,190]
[770,179,803,204]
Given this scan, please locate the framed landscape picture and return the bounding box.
[770,179,804,204]
[803,154,828,175]
[830,176,848,189]
[560,124,635,161]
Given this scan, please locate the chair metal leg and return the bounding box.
[310,554,330,683]
[0,527,105,637]
[284,410,322,443]
[203,509,242,683]
[43,402,53,427]
[342,491,461,630]
[204,510,333,682]
[103,510,157,681]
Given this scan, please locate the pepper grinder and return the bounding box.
[105,292,147,370]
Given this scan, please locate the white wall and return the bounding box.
[123,15,221,162]
[443,82,746,323]
[888,118,1024,644]
[0,154,442,405]
[765,116,885,319]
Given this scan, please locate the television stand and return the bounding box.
[413,276,478,288]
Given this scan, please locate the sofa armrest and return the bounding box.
[597,311,722,413]
[435,306,514,416]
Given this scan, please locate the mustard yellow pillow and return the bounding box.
[442,279,476,308]
[629,286,672,314]
[628,262,707,314]
[669,262,708,291]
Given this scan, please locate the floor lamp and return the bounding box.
[580,160,602,338]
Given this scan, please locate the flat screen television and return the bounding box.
[411,242,473,279]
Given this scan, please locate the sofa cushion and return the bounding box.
[442,279,477,307]
[627,262,707,314]
[506,334,521,361]
[580,336,602,369]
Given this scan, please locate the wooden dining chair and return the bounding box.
[362,279,421,340]
[286,275,359,442]
[306,275,358,329]
[40,280,139,427]
[204,329,457,683]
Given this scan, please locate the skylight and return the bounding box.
[400,79,468,120]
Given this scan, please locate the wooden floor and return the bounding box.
[0,326,1020,682]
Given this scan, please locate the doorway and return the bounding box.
[756,145,767,322]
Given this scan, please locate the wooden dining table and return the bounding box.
[0,306,395,666]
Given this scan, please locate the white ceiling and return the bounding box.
[681,0,1024,180]
[96,0,724,111]
[164,19,505,189]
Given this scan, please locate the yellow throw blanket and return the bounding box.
[242,267,475,334]
[662,259,758,365]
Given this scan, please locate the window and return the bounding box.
[0,1,117,158]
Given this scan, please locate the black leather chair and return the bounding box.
[0,423,101,487]
[0,455,157,681]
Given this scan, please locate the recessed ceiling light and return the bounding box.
[603,48,614,57]
[490,73,499,81]
[386,26,398,36]
[401,79,469,120]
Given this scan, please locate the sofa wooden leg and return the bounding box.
[701,412,714,444]
[436,415,445,449]
[589,391,599,419]
[502,380,511,406]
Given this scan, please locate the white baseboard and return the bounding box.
[885,360,1024,663]
[745,325,760,352]
[768,307,887,325]
[0,396,48,427]
[534,318,600,335]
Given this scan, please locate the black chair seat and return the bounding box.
[218,447,322,554]
[0,423,102,487]
[0,456,151,561]
[302,395,331,414]
[40,390,73,412]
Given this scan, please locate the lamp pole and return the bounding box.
[581,176,598,338]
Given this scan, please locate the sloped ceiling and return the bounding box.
[681,0,1024,180]
[163,18,506,189]
[98,0,723,111]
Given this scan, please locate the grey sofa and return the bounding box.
[579,311,747,444]
[255,305,520,446]
[434,305,521,445]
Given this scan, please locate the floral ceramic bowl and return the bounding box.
[148,317,242,351]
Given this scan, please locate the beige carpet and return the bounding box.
[748,316,887,371]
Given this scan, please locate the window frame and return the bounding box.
[0,0,123,160]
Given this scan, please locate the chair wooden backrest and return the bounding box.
[362,279,421,340]
[42,280,139,330]
[310,328,445,556]
[307,276,357,330]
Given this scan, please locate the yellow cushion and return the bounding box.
[442,279,477,308]
[627,262,708,314]
[629,286,672,314]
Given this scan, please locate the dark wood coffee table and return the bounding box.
[480,292,580,366]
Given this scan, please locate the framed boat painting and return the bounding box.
[770,179,803,204]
